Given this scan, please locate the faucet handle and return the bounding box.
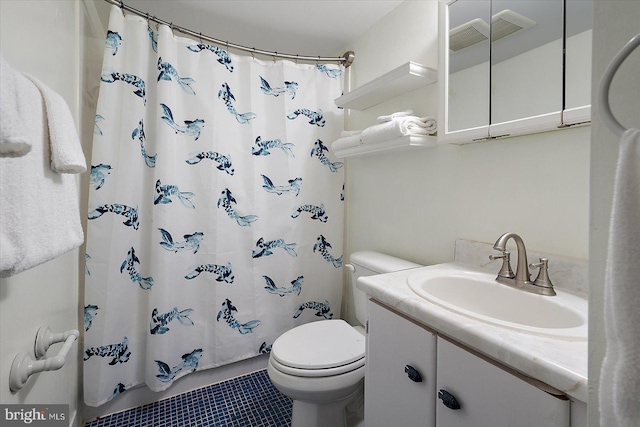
[529,258,556,294]
[529,257,548,270]
[489,250,514,279]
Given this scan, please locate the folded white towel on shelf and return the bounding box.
[24,74,86,174]
[340,130,362,137]
[376,110,414,123]
[0,70,85,278]
[331,134,363,152]
[400,116,437,134]
[599,128,640,427]
[361,116,437,144]
[0,55,31,157]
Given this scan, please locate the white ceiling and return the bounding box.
[122,0,404,57]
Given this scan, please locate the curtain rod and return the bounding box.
[102,0,355,67]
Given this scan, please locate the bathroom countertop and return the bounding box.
[357,262,588,403]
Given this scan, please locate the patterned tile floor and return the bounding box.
[84,369,292,427]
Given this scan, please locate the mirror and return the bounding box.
[443,0,594,141]
[490,0,563,124]
[447,0,490,133]
[565,0,593,111]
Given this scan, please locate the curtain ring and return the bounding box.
[251,48,255,60]
[226,40,229,52]
[273,52,277,63]
[295,54,299,65]
[145,12,150,26]
[199,32,203,44]
[120,0,124,9]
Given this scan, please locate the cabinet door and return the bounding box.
[490,0,563,125]
[366,300,437,427]
[436,337,570,427]
[563,0,593,125]
[438,0,491,144]
[446,0,491,134]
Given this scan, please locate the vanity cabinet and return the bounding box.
[436,337,569,427]
[365,300,437,427]
[366,299,575,427]
[438,0,593,144]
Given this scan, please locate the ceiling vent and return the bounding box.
[449,18,490,52]
[491,9,536,42]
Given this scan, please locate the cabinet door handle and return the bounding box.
[438,389,461,410]
[404,365,423,382]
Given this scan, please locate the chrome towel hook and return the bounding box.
[597,33,640,137]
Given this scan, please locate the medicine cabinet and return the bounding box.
[438,0,593,145]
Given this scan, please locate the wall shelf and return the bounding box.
[332,135,437,159]
[335,62,437,111]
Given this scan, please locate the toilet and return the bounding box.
[267,251,421,427]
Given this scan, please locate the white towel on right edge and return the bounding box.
[360,116,437,144]
[599,128,640,427]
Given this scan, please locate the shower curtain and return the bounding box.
[84,6,344,407]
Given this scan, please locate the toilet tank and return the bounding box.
[347,251,422,326]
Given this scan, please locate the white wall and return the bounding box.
[0,1,81,425]
[589,1,640,425]
[341,1,590,322]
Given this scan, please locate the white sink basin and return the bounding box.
[407,267,588,340]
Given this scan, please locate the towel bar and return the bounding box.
[597,33,640,137]
[9,325,79,392]
[34,325,78,358]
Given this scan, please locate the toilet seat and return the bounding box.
[271,319,365,378]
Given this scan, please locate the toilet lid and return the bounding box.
[271,319,365,371]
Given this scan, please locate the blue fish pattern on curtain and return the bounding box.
[252,135,295,157]
[94,114,104,135]
[90,164,112,190]
[131,120,157,167]
[100,71,146,104]
[84,305,99,331]
[84,6,344,407]
[185,151,234,175]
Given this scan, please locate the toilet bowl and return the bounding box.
[267,251,421,427]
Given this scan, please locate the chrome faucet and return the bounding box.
[490,232,556,296]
